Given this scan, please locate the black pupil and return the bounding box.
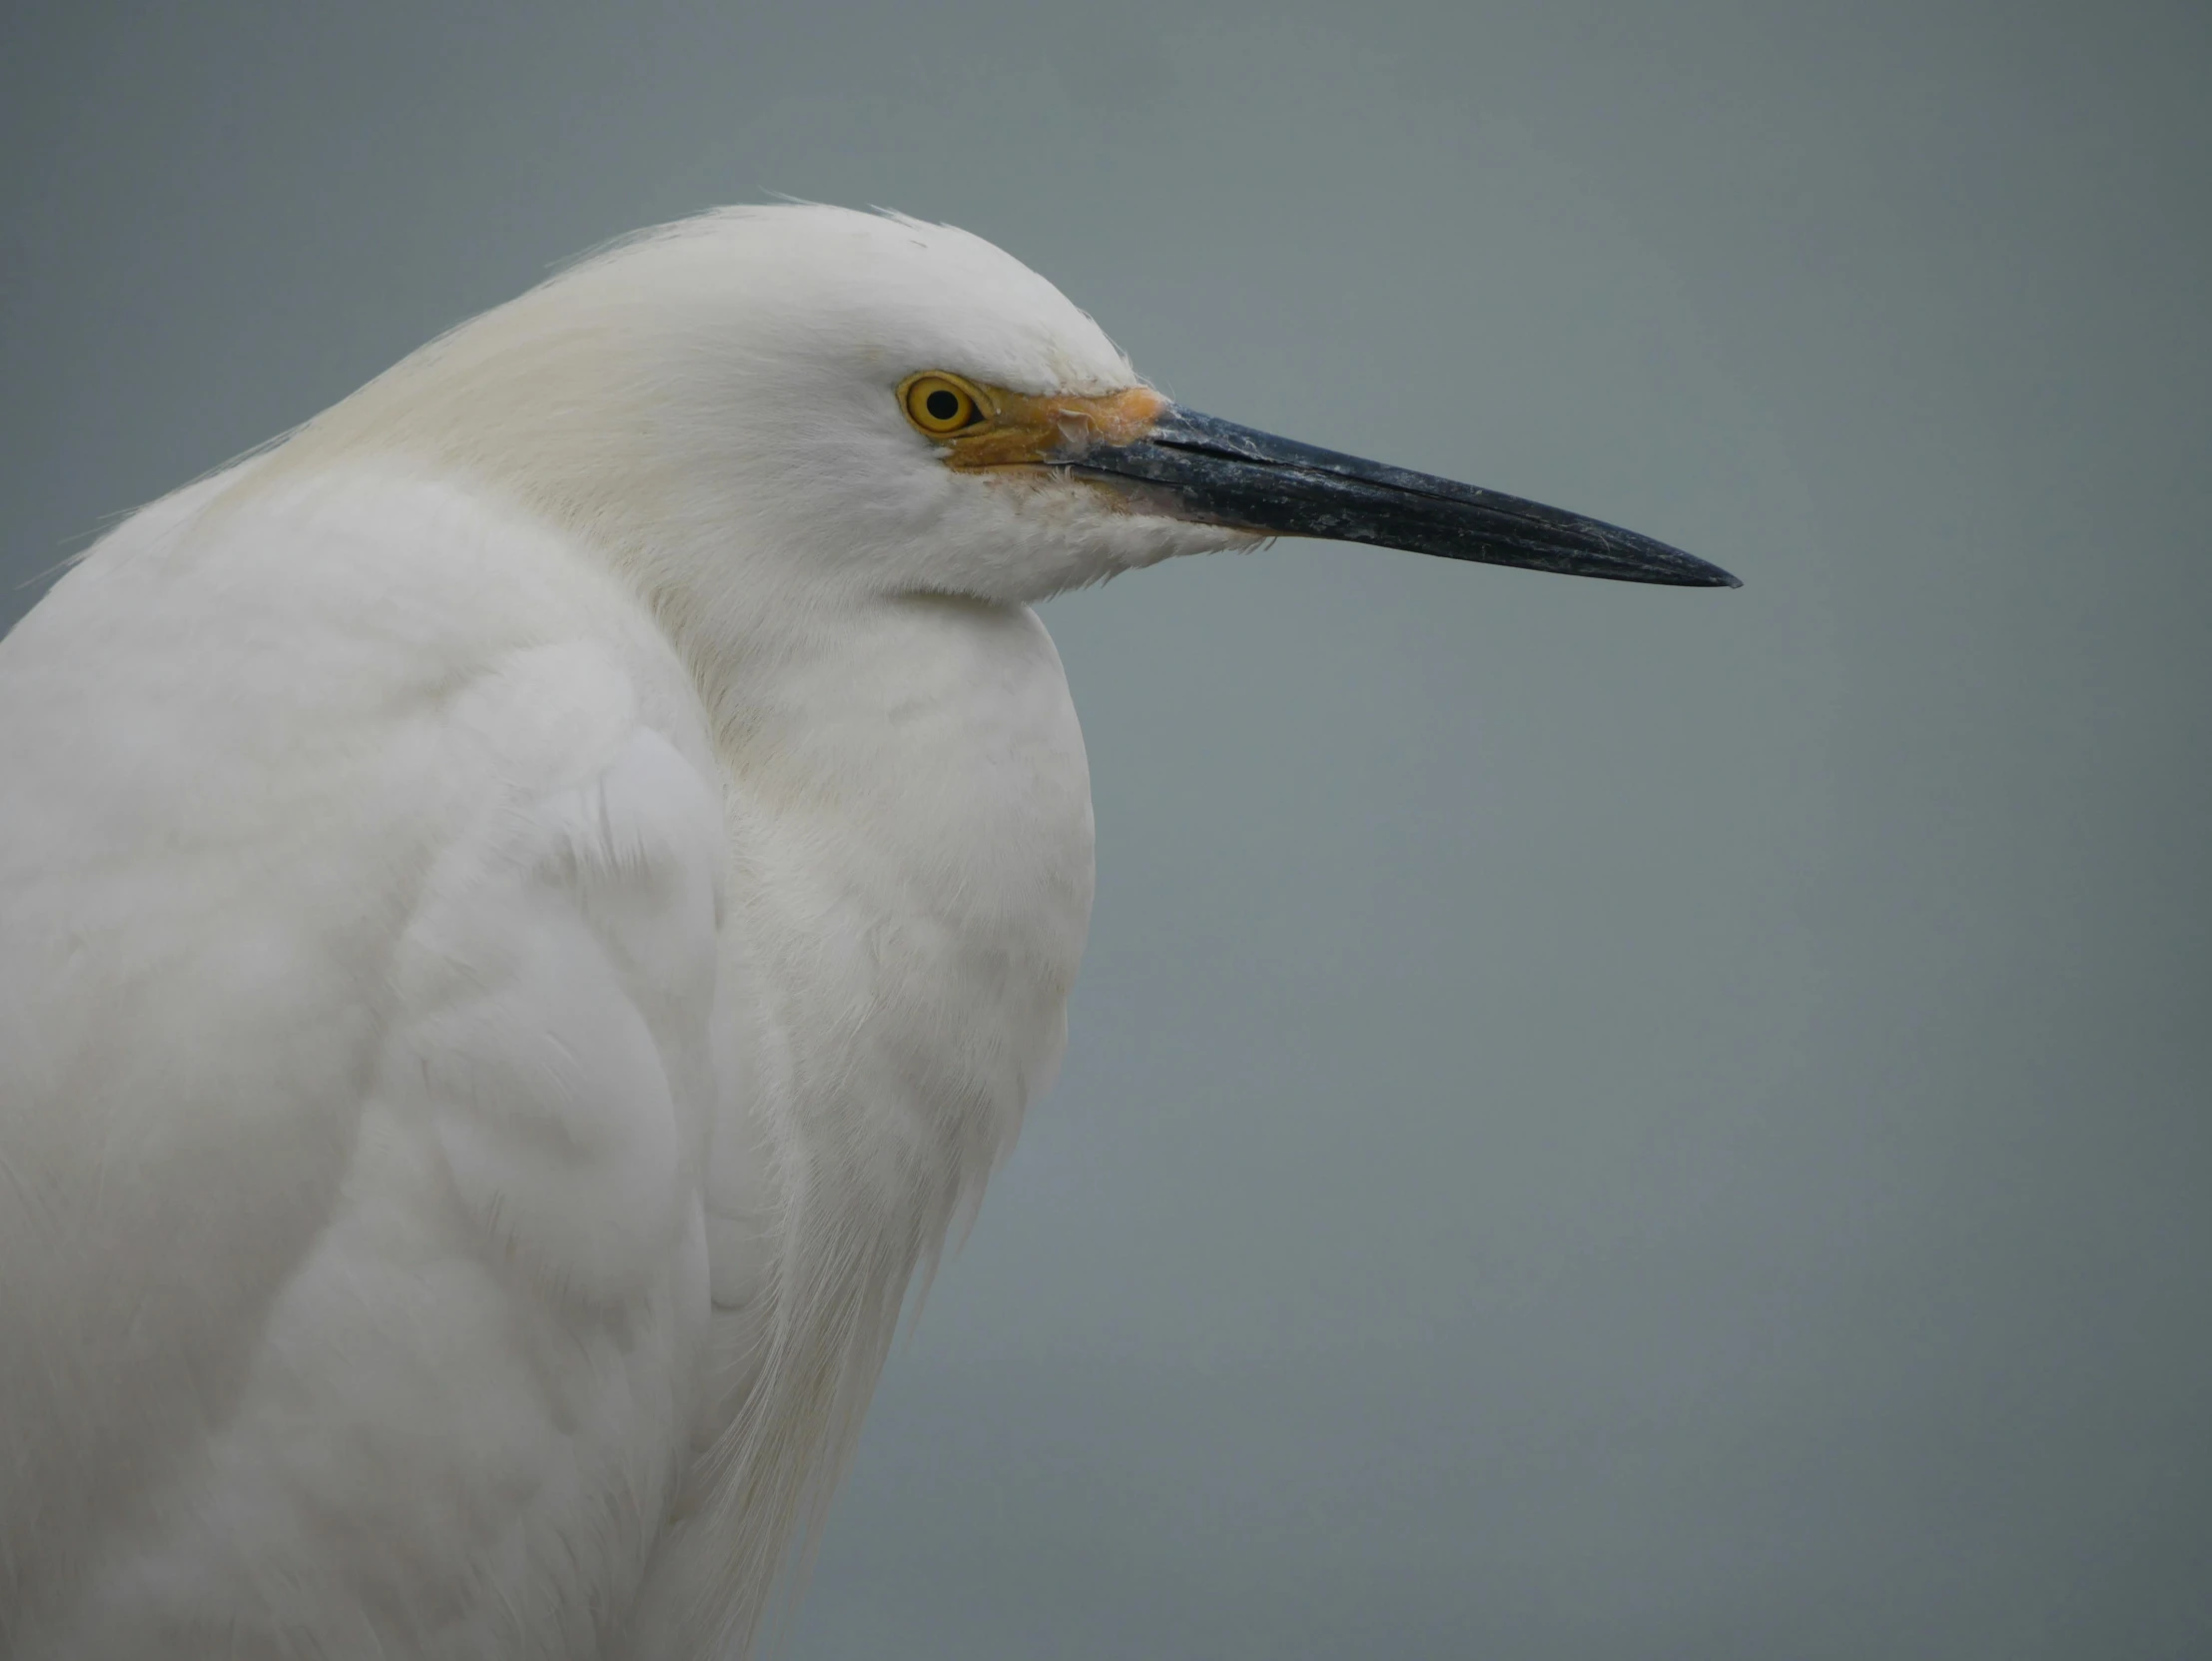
[925,388,963,423]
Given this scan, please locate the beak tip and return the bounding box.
[1624,549,1741,588]
[1659,546,1742,588]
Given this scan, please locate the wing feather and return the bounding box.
[0,473,761,1659]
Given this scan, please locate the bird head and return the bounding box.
[289,205,1735,619]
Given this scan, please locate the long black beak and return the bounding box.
[1065,406,1740,588]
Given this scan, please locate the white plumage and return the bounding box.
[0,203,1727,1658]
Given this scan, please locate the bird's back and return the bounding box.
[0,463,742,1656]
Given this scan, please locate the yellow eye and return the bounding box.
[900,372,990,436]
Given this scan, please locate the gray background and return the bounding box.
[5,2,2207,1656]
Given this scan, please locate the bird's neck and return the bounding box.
[650,591,1090,1639]
[705,586,1094,1263]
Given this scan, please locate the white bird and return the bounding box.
[0,205,1734,1659]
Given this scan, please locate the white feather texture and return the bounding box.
[0,207,1246,1657]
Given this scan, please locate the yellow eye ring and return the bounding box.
[899,372,992,437]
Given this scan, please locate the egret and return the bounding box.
[0,205,1735,1659]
